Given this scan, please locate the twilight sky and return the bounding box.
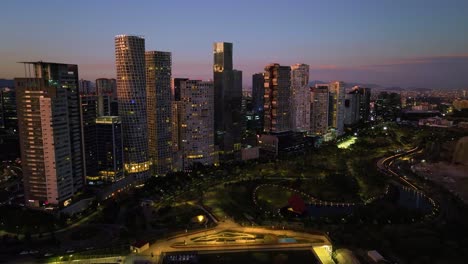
[1,0,468,89]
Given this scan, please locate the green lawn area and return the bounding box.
[150,204,207,230]
[0,205,65,234]
[202,182,259,221]
[256,184,303,212]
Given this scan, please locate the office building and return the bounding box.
[115,35,150,181]
[80,95,99,180]
[290,64,310,132]
[0,88,17,132]
[213,42,242,161]
[263,63,291,133]
[252,73,264,132]
[95,116,124,182]
[146,51,173,175]
[15,61,84,207]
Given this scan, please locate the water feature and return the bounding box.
[298,184,433,218]
[395,185,432,213]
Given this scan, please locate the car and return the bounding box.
[44,253,54,257]
[29,250,39,254]
[66,249,75,253]
[19,251,29,255]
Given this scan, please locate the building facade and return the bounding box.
[329,81,346,135]
[15,61,84,207]
[252,73,264,132]
[96,78,117,99]
[115,35,150,181]
[146,51,173,176]
[310,84,330,135]
[95,116,124,182]
[177,79,217,169]
[290,64,310,132]
[213,42,242,161]
[0,88,17,132]
[263,63,291,133]
[79,79,93,94]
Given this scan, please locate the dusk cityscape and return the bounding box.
[1,1,468,264]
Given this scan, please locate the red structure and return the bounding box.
[288,194,306,214]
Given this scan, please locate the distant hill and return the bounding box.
[0,79,14,89]
[308,80,385,89]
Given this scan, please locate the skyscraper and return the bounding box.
[263,63,291,133]
[252,73,264,132]
[290,64,310,132]
[329,81,346,135]
[0,88,17,132]
[15,61,84,207]
[146,51,173,175]
[95,116,124,182]
[358,87,371,122]
[80,95,99,180]
[213,42,241,161]
[176,79,217,169]
[115,35,150,181]
[310,84,330,135]
[344,90,360,126]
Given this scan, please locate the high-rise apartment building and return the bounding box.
[96,78,117,99]
[146,51,173,175]
[95,78,118,116]
[15,61,84,207]
[213,42,242,161]
[358,87,371,122]
[263,63,291,133]
[290,64,310,132]
[329,81,346,135]
[310,84,330,135]
[176,79,217,169]
[115,35,150,181]
[79,79,93,94]
[344,91,360,126]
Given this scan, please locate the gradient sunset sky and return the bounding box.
[1,0,468,89]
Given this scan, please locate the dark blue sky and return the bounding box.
[1,0,468,89]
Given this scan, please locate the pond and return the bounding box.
[296,184,433,218]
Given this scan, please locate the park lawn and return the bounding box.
[150,204,206,229]
[202,182,258,221]
[256,184,305,212]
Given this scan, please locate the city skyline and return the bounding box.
[1,0,468,89]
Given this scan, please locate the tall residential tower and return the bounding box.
[15,62,84,207]
[115,35,150,181]
[290,64,310,132]
[146,51,173,175]
[263,63,291,133]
